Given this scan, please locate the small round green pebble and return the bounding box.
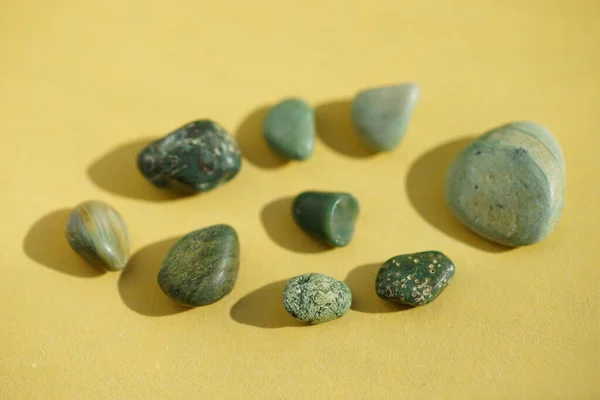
[283,273,352,324]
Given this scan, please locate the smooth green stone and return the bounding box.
[263,98,315,160]
[445,121,566,247]
[351,82,420,151]
[137,120,241,193]
[65,200,130,272]
[283,273,351,324]
[376,251,455,306]
[292,191,359,247]
[158,224,239,307]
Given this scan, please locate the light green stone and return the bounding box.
[445,121,566,247]
[263,98,315,160]
[351,82,420,151]
[283,273,351,324]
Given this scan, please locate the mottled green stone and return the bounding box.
[65,200,130,272]
[263,98,315,160]
[445,121,566,247]
[158,224,239,307]
[283,273,351,324]
[292,191,359,247]
[138,120,241,193]
[376,251,455,306]
[351,82,420,151]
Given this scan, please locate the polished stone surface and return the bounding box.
[138,120,241,193]
[445,121,566,246]
[283,273,351,324]
[376,251,455,306]
[351,82,420,151]
[292,191,359,247]
[158,224,239,307]
[65,200,130,271]
[263,98,315,160]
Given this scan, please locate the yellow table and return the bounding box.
[2,0,599,398]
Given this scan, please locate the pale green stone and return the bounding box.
[263,98,315,160]
[445,121,566,247]
[283,273,351,324]
[351,82,420,151]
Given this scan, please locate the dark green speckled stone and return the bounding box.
[376,251,455,306]
[292,191,359,247]
[138,120,241,193]
[283,273,351,324]
[158,224,240,307]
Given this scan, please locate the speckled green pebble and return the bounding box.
[376,251,455,306]
[263,98,315,160]
[351,82,420,151]
[158,224,239,307]
[283,273,352,324]
[138,120,241,193]
[65,200,130,272]
[292,191,359,247]
[445,121,566,247]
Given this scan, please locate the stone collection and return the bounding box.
[58,84,564,323]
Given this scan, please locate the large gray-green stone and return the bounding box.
[138,120,241,193]
[376,251,455,306]
[65,200,130,272]
[445,121,566,247]
[158,224,239,307]
[351,82,420,151]
[263,98,315,160]
[283,273,351,324]
[292,191,359,247]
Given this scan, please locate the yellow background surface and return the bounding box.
[2,0,599,398]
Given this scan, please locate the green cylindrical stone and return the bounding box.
[292,191,360,247]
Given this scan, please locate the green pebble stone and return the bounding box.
[292,191,359,247]
[283,273,352,324]
[138,120,242,193]
[65,201,130,272]
[263,98,315,160]
[351,82,420,151]
[157,224,240,307]
[376,251,455,306]
[445,121,566,247]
